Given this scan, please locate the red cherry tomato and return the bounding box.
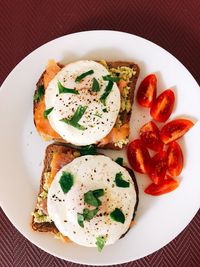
[127,139,151,174]
[160,119,194,144]
[167,141,183,177]
[145,176,179,196]
[148,151,168,184]
[140,121,163,152]
[136,74,157,108]
[150,89,175,122]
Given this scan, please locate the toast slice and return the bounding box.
[33,60,140,149]
[31,143,139,240]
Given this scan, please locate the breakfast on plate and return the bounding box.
[32,144,139,251]
[34,59,139,149]
[32,58,194,251]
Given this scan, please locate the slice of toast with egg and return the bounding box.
[32,143,139,247]
[33,60,140,149]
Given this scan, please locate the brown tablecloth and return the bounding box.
[0,0,200,266]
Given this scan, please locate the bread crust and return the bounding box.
[32,143,139,236]
[33,61,140,148]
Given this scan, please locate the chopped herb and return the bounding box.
[115,172,130,188]
[43,107,54,119]
[59,171,74,193]
[58,81,79,94]
[80,145,96,156]
[102,108,107,113]
[60,105,87,130]
[34,85,44,102]
[110,208,125,223]
[75,70,94,83]
[93,189,104,198]
[84,189,104,207]
[94,111,102,118]
[115,157,123,166]
[100,80,113,105]
[77,208,99,228]
[84,190,100,207]
[95,236,106,252]
[103,75,120,82]
[92,78,100,92]
[83,208,98,221]
[77,213,84,228]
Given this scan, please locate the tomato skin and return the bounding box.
[167,142,183,177]
[137,74,157,108]
[145,176,179,196]
[148,151,168,184]
[150,89,175,122]
[160,119,194,144]
[140,121,163,152]
[127,139,151,174]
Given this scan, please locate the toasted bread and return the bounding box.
[33,60,140,149]
[31,143,139,239]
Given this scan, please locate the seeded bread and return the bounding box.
[33,61,140,149]
[31,143,139,239]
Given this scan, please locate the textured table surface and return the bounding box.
[0,0,200,266]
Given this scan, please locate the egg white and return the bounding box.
[45,60,121,146]
[47,155,136,247]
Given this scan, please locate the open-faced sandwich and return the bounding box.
[34,60,139,149]
[32,144,139,251]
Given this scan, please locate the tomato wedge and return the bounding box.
[127,139,151,174]
[145,176,179,196]
[136,74,157,108]
[160,119,194,144]
[140,121,163,152]
[167,141,183,177]
[150,89,175,122]
[148,151,167,184]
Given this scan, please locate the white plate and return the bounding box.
[0,30,200,265]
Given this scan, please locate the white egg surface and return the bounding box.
[47,155,137,248]
[45,60,121,146]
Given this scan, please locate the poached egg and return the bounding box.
[45,60,121,146]
[47,155,137,248]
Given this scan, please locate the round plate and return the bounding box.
[0,30,200,265]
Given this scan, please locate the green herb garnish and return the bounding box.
[92,77,100,92]
[75,70,94,83]
[94,111,102,118]
[110,208,125,224]
[80,145,96,156]
[84,189,104,207]
[102,108,107,112]
[100,80,113,105]
[77,208,99,228]
[115,172,130,188]
[95,236,106,252]
[43,107,54,119]
[34,85,44,102]
[60,105,87,130]
[93,189,104,198]
[115,157,123,166]
[59,171,74,193]
[77,213,84,228]
[58,81,79,94]
[84,191,100,207]
[103,75,120,83]
[83,208,98,221]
